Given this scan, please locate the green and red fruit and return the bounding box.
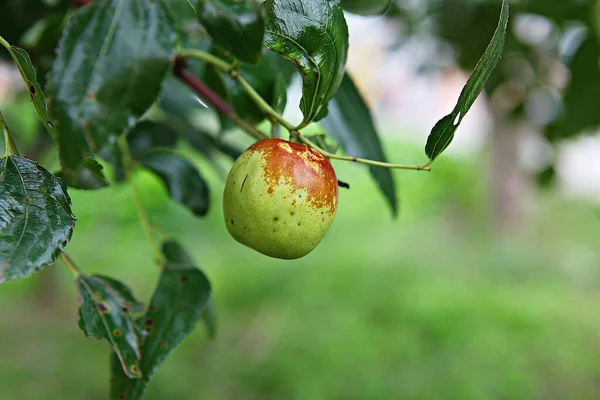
[223,138,339,259]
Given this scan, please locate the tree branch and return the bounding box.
[173,57,268,141]
[177,49,296,132]
[72,0,92,6]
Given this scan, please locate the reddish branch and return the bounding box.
[173,57,267,141]
[73,0,92,6]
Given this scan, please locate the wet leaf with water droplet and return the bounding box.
[0,156,76,283]
[425,0,509,160]
[46,0,177,189]
[262,0,349,125]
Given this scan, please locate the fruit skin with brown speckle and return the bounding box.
[223,138,339,259]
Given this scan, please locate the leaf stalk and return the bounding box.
[118,136,166,267]
[294,133,431,171]
[0,110,19,157]
[59,252,82,277]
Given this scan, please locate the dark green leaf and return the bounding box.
[197,0,265,64]
[46,0,177,189]
[77,275,144,379]
[547,36,600,140]
[320,73,398,216]
[54,159,109,190]
[98,119,180,178]
[163,0,198,33]
[339,0,390,16]
[0,42,57,140]
[127,120,179,161]
[0,0,56,46]
[110,241,211,400]
[0,156,76,283]
[262,0,349,125]
[425,0,509,160]
[142,150,210,216]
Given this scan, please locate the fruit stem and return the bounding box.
[177,49,296,131]
[0,110,18,157]
[118,136,166,267]
[295,133,432,172]
[59,252,82,277]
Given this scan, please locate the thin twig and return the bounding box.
[59,252,83,277]
[118,136,165,267]
[0,110,18,156]
[294,132,432,172]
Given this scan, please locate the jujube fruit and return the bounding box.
[223,138,339,259]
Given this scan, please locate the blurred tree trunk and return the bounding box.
[488,115,533,234]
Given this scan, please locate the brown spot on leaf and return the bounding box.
[97,302,108,313]
[28,83,36,94]
[113,329,121,337]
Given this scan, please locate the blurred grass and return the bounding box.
[3,105,600,398]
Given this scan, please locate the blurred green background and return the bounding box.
[3,0,600,398]
[3,97,600,400]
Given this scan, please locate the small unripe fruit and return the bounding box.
[223,138,339,259]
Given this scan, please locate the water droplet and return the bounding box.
[453,112,461,125]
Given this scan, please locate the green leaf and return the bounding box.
[163,0,198,33]
[46,0,177,189]
[110,241,211,400]
[262,0,349,125]
[424,0,509,161]
[547,35,600,140]
[100,120,179,163]
[320,73,398,216]
[197,0,265,64]
[339,0,391,16]
[0,0,57,46]
[141,150,210,216]
[0,40,57,140]
[0,156,76,283]
[126,121,179,160]
[77,275,144,379]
